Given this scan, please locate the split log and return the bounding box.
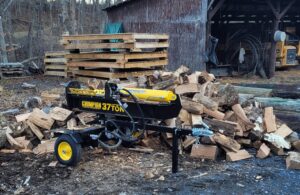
[275,124,293,138]
[264,107,277,133]
[203,107,225,120]
[183,136,197,149]
[213,133,241,152]
[152,78,177,90]
[181,97,204,114]
[15,112,31,123]
[28,109,54,130]
[292,141,300,152]
[232,104,255,130]
[191,144,219,160]
[67,118,77,130]
[175,84,199,95]
[217,84,239,107]
[33,139,56,155]
[191,114,203,126]
[256,143,271,159]
[193,93,218,111]
[15,136,33,150]
[27,121,44,140]
[77,112,97,125]
[178,109,191,126]
[5,133,23,149]
[204,118,238,137]
[286,152,300,170]
[226,149,252,161]
[50,107,72,122]
[173,65,189,78]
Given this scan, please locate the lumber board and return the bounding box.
[62,33,169,41]
[65,51,167,60]
[44,71,67,77]
[124,59,167,68]
[44,58,67,64]
[64,42,134,50]
[45,65,67,70]
[68,60,167,69]
[73,69,155,79]
[45,51,67,57]
[62,33,135,41]
[68,61,122,68]
[134,42,169,49]
[132,33,169,40]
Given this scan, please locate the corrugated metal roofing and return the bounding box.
[103,0,137,10]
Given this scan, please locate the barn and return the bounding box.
[104,0,300,78]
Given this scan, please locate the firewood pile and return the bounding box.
[0,65,299,170]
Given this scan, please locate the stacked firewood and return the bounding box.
[0,65,299,169]
[143,65,300,169]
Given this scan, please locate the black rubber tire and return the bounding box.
[54,134,82,166]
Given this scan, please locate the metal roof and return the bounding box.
[103,0,137,10]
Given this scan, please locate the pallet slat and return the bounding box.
[73,69,155,79]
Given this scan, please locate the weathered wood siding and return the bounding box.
[106,0,207,71]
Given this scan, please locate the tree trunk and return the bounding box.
[254,97,300,113]
[0,16,8,63]
[268,19,280,78]
[70,0,77,35]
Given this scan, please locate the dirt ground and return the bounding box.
[1,147,299,194]
[0,74,300,195]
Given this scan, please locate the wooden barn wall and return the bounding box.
[106,0,207,71]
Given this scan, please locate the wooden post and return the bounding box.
[199,0,208,70]
[266,0,296,78]
[0,16,8,64]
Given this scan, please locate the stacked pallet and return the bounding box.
[61,33,169,80]
[44,52,68,77]
[0,63,24,77]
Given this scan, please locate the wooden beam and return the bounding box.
[209,0,226,20]
[279,0,296,19]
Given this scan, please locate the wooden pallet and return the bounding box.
[61,33,169,52]
[66,51,168,69]
[44,51,67,77]
[0,63,24,77]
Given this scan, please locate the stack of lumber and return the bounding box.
[61,33,169,80]
[44,51,68,77]
[0,63,24,77]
